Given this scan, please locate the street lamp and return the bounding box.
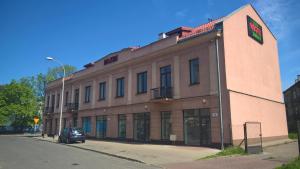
[46,56,65,137]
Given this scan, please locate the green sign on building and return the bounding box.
[247,15,263,44]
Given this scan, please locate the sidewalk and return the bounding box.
[32,135,297,169]
[33,136,219,165]
[163,141,298,169]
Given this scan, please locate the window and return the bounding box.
[65,92,69,106]
[51,95,55,108]
[73,117,77,127]
[82,117,91,133]
[46,95,50,107]
[189,58,199,85]
[137,72,147,94]
[56,94,60,108]
[85,86,91,103]
[74,89,79,104]
[116,77,124,97]
[99,82,106,100]
[161,112,171,140]
[118,114,126,138]
[55,118,58,134]
[63,118,67,129]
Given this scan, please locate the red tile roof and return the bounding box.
[179,18,223,40]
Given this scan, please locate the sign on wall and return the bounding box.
[247,15,263,44]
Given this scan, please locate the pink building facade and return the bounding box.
[43,4,288,147]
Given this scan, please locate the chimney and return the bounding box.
[158,32,167,40]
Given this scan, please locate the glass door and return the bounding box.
[133,113,150,141]
[96,116,107,138]
[184,109,211,146]
[118,114,126,138]
[161,112,171,140]
[160,65,171,97]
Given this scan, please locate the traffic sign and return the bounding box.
[33,116,39,124]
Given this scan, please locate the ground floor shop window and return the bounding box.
[63,118,67,129]
[133,112,150,141]
[73,117,77,127]
[118,114,126,138]
[55,118,58,135]
[96,116,107,138]
[161,112,171,140]
[184,109,211,146]
[48,119,53,134]
[82,117,91,134]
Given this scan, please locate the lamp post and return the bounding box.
[215,31,224,150]
[46,57,65,136]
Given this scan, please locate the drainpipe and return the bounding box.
[215,31,224,150]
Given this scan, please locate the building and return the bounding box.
[284,75,300,133]
[43,4,288,147]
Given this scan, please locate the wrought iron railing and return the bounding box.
[151,87,173,100]
[67,103,79,112]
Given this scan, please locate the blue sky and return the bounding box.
[0,0,299,90]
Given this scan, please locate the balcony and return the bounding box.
[151,87,173,100]
[44,106,54,114]
[67,103,79,113]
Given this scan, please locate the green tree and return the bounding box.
[0,81,37,127]
[46,65,76,82]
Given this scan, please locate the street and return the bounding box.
[0,135,159,169]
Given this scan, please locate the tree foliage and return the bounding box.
[0,65,76,127]
[0,81,37,126]
[46,65,76,82]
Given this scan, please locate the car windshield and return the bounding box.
[71,128,83,134]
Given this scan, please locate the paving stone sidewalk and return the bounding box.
[163,141,298,169]
[33,135,219,165]
[32,135,297,169]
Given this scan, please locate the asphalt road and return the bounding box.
[0,135,160,169]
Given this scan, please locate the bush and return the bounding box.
[288,133,298,140]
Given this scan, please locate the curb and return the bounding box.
[32,137,146,164]
[263,140,297,149]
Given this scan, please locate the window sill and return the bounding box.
[115,96,124,99]
[98,99,106,102]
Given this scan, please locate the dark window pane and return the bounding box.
[118,114,126,138]
[99,82,106,100]
[116,78,124,97]
[85,86,91,103]
[189,58,199,85]
[137,72,147,94]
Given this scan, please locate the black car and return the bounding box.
[58,127,85,144]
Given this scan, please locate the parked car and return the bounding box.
[58,127,85,144]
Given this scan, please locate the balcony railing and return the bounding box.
[67,103,79,113]
[151,87,173,100]
[44,106,54,114]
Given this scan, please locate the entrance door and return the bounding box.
[133,113,150,141]
[161,112,171,140]
[160,65,171,97]
[96,116,107,138]
[184,109,211,146]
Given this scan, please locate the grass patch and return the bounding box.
[276,157,300,169]
[201,146,246,159]
[288,133,298,140]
